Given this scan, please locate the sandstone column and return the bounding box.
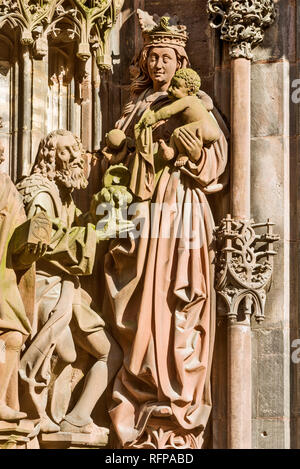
[208,0,277,449]
[19,44,32,178]
[229,49,252,452]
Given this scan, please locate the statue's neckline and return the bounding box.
[145,88,167,103]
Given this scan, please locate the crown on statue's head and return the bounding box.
[137,9,188,48]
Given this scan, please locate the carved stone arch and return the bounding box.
[45,6,82,136]
[46,16,81,45]
[47,45,76,133]
[231,289,265,323]
[0,26,20,178]
[0,0,124,179]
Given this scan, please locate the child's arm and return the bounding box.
[155,96,193,121]
[139,96,193,127]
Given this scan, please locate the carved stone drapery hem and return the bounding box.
[207,0,276,59]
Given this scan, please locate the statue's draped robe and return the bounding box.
[103,89,228,445]
[0,173,31,336]
[0,173,32,411]
[17,174,103,416]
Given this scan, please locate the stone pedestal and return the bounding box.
[0,420,39,449]
[39,432,108,449]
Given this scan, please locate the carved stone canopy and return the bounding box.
[207,0,276,59]
[0,0,124,69]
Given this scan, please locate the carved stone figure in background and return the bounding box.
[0,140,41,423]
[17,130,122,435]
[102,11,228,448]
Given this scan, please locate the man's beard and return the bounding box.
[55,166,88,190]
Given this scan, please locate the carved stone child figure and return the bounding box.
[139,67,221,171]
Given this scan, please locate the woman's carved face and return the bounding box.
[147,47,178,90]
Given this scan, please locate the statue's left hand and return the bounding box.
[17,241,48,267]
[139,110,156,128]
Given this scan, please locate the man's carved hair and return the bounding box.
[32,129,88,190]
[32,129,83,179]
[172,68,201,95]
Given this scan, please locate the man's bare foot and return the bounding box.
[174,155,189,167]
[159,139,175,161]
[0,403,27,421]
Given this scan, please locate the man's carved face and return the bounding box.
[55,134,87,190]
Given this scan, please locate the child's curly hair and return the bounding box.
[172,68,201,95]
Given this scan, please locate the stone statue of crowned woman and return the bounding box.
[101,9,228,449]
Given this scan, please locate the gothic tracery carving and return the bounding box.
[0,0,123,68]
[215,215,279,323]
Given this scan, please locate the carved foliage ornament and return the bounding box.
[0,0,123,68]
[126,427,203,450]
[207,0,276,59]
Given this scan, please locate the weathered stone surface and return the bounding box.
[253,0,296,63]
[252,418,290,449]
[213,66,231,125]
[257,353,285,418]
[252,329,287,422]
[256,328,284,356]
[251,61,288,138]
[251,137,285,224]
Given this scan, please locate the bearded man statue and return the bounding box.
[17,130,122,435]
